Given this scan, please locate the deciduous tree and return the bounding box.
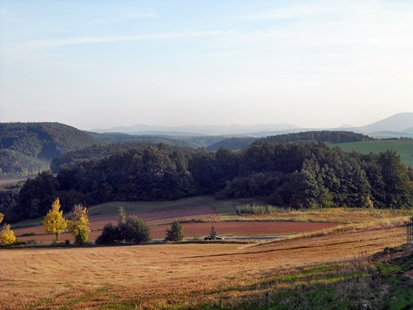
[1,224,16,246]
[42,198,67,241]
[67,204,90,244]
[165,220,184,242]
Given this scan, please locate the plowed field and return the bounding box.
[13,205,338,242]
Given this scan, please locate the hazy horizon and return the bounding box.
[1,1,412,131]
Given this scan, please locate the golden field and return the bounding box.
[0,220,408,310]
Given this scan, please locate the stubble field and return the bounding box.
[1,223,407,309]
[3,198,412,309]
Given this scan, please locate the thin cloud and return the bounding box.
[32,31,230,47]
[240,6,330,20]
[92,8,157,24]
[0,30,234,62]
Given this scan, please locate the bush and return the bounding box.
[95,223,121,245]
[95,207,151,245]
[119,216,151,244]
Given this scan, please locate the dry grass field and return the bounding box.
[0,221,408,309]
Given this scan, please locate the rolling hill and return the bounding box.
[0,122,100,176]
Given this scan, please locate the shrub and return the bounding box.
[95,209,151,245]
[95,223,121,245]
[119,216,151,244]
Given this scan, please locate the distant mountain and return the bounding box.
[93,113,412,137]
[404,127,413,133]
[92,123,299,136]
[355,112,413,133]
[338,124,354,128]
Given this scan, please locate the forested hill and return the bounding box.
[87,132,199,148]
[260,130,372,143]
[6,141,413,223]
[206,131,372,151]
[50,142,178,172]
[0,122,99,176]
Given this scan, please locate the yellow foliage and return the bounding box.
[0,212,4,224]
[67,204,90,244]
[42,198,67,241]
[1,224,16,246]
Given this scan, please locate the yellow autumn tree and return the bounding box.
[67,204,90,244]
[1,224,16,246]
[0,212,4,224]
[42,198,67,241]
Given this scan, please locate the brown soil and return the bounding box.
[13,205,338,242]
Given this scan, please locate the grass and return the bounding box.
[330,139,413,167]
[88,194,407,225]
[11,217,43,228]
[220,206,413,224]
[87,196,221,215]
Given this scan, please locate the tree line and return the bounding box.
[3,140,413,223]
[206,130,372,151]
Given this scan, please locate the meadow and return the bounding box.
[330,139,413,167]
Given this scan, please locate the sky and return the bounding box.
[0,0,412,131]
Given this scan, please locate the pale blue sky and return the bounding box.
[1,1,412,130]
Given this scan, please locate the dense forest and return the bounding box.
[206,131,372,151]
[51,131,373,172]
[0,123,99,176]
[0,122,227,176]
[0,122,373,177]
[88,131,225,148]
[4,139,412,223]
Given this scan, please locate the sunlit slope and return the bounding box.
[330,139,413,167]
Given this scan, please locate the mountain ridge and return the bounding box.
[93,113,413,137]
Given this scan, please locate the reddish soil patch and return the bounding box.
[151,221,338,239]
[13,205,338,242]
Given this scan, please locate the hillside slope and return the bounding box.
[356,112,413,133]
[0,122,100,176]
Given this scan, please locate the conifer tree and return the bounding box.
[42,198,67,241]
